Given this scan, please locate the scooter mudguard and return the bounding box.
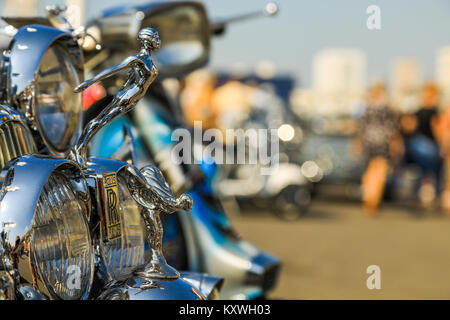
[89,115,148,163]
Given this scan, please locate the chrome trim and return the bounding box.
[84,157,129,176]
[180,271,223,300]
[0,104,37,168]
[0,155,88,244]
[9,25,84,105]
[46,5,75,32]
[16,283,47,300]
[96,274,206,300]
[45,5,103,51]
[0,270,15,300]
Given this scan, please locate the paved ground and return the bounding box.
[230,195,450,299]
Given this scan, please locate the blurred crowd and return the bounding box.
[354,82,450,215]
[179,68,450,217]
[179,69,286,143]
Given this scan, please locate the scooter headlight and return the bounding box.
[31,171,93,300]
[8,25,84,155]
[34,43,82,153]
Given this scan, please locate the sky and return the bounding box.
[2,0,450,87]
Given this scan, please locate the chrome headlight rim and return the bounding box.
[8,25,84,156]
[0,156,93,300]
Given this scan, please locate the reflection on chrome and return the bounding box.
[125,165,192,280]
[155,42,203,66]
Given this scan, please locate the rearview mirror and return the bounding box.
[144,3,210,77]
[93,2,210,78]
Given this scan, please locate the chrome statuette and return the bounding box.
[70,27,160,167]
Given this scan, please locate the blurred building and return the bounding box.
[216,73,296,106]
[292,48,367,118]
[3,0,38,16]
[66,0,86,29]
[436,46,450,107]
[3,0,85,25]
[390,58,422,113]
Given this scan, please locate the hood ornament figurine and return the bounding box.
[71,28,192,281]
[126,165,192,279]
[70,27,160,167]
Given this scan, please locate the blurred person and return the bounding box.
[211,78,254,143]
[399,112,421,163]
[180,69,218,129]
[435,102,450,214]
[402,83,442,207]
[357,83,403,215]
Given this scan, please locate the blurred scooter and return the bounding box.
[212,80,320,220]
[85,1,282,299]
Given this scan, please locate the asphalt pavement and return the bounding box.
[231,196,450,299]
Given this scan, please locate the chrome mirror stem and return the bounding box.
[46,5,74,32]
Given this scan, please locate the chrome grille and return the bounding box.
[0,120,36,168]
[100,174,146,279]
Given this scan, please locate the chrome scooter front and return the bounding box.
[85,1,282,299]
[0,26,220,300]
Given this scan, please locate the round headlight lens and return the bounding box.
[35,43,82,153]
[31,172,92,300]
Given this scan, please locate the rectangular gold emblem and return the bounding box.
[99,172,122,241]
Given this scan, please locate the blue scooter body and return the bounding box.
[90,96,281,299]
